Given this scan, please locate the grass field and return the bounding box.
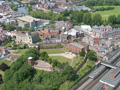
[40,49,64,54]
[72,57,84,68]
[13,49,29,54]
[14,48,64,55]
[50,56,71,64]
[0,59,13,66]
[92,6,120,20]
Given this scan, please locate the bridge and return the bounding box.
[15,3,28,8]
[101,61,118,69]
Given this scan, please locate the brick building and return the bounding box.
[67,42,89,53]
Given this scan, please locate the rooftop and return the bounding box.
[93,29,104,34]
[17,16,40,23]
[100,61,120,87]
[70,43,83,49]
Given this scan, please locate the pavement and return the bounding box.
[48,53,76,59]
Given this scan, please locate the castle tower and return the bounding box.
[28,57,34,65]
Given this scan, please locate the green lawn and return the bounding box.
[63,47,69,52]
[60,81,75,90]
[0,59,13,66]
[13,48,64,55]
[5,41,14,47]
[92,6,120,20]
[13,49,29,54]
[50,56,71,64]
[72,57,84,69]
[40,49,64,54]
[72,57,80,68]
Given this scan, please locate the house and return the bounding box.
[39,1,57,10]
[6,30,21,37]
[81,25,92,33]
[65,5,91,11]
[92,25,113,38]
[0,34,7,44]
[92,25,112,32]
[67,42,89,53]
[64,29,78,38]
[16,32,40,44]
[0,27,3,33]
[17,16,42,28]
[0,47,10,58]
[106,29,120,37]
[92,29,105,38]
[39,28,60,39]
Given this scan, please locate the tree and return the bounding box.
[52,60,58,67]
[8,36,12,42]
[5,25,15,31]
[83,13,91,24]
[41,51,48,57]
[25,48,40,56]
[87,50,97,61]
[74,39,78,42]
[0,63,9,71]
[13,36,16,39]
[80,50,86,57]
[49,19,55,24]
[62,64,76,81]
[22,27,29,31]
[42,26,45,30]
[16,27,22,31]
[76,12,84,23]
[61,10,69,16]
[27,6,32,12]
[92,14,102,25]
[108,15,116,24]
[30,27,34,32]
[116,14,120,24]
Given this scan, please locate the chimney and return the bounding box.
[28,57,34,65]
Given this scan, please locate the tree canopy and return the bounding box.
[87,50,97,61]
[3,48,77,90]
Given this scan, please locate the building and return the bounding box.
[17,16,42,28]
[67,42,89,53]
[16,32,39,44]
[0,34,7,44]
[100,61,120,88]
[0,47,10,58]
[64,5,91,11]
[81,25,92,33]
[92,25,113,38]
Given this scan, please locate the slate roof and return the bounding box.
[100,61,120,87]
[70,43,83,49]
[92,25,99,29]
[106,29,120,34]
[105,25,112,29]
[92,25,112,29]
[93,29,104,34]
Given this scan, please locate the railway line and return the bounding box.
[76,49,120,90]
